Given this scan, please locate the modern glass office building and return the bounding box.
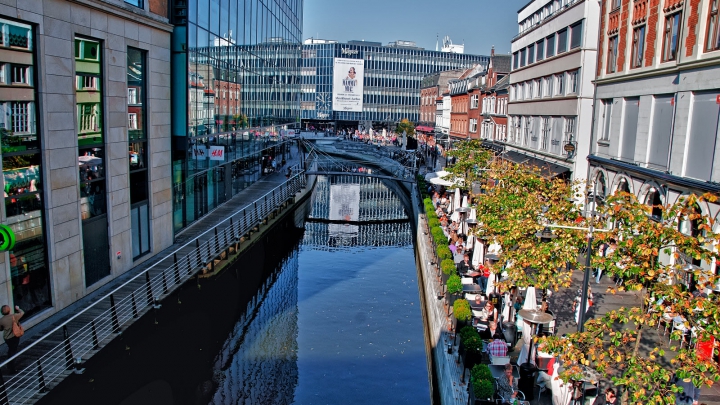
[300,39,489,128]
[170,0,303,232]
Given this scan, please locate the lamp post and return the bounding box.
[542,222,610,332]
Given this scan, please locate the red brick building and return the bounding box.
[479,50,511,142]
[419,68,466,133]
[214,79,242,131]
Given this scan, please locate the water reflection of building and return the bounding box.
[305,175,412,249]
[210,250,299,404]
[310,175,408,222]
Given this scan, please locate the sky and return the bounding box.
[303,0,529,56]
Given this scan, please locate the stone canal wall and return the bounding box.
[411,189,468,405]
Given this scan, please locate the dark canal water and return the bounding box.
[38,175,430,405]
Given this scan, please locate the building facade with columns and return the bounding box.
[0,0,173,327]
[588,0,720,292]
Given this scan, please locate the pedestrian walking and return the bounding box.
[0,305,24,373]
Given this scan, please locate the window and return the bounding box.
[512,116,521,143]
[78,103,101,133]
[77,75,97,90]
[520,48,526,67]
[620,98,640,161]
[600,99,613,141]
[523,117,531,145]
[128,113,138,129]
[528,81,534,99]
[513,52,519,69]
[647,95,675,169]
[528,44,535,64]
[570,21,583,49]
[607,35,619,73]
[11,65,28,84]
[632,25,646,68]
[568,70,579,93]
[124,0,144,7]
[556,73,565,95]
[540,117,551,150]
[564,117,576,154]
[11,102,31,133]
[545,76,553,96]
[537,40,545,61]
[662,13,682,61]
[611,0,621,9]
[707,0,720,51]
[547,34,556,57]
[534,79,541,98]
[471,94,479,109]
[469,118,477,133]
[685,92,720,180]
[557,28,568,54]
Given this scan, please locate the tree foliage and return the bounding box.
[445,140,720,403]
[395,118,415,137]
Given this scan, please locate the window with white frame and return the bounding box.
[11,65,29,84]
[528,81,534,99]
[600,99,612,141]
[128,88,138,105]
[471,94,479,109]
[469,118,477,133]
[567,70,579,93]
[11,101,32,133]
[556,73,565,95]
[540,117,551,150]
[128,113,138,129]
[608,35,619,72]
[78,103,101,133]
[564,116,576,154]
[512,116,520,143]
[523,116,531,145]
[490,97,496,113]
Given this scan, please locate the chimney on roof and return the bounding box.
[491,45,495,56]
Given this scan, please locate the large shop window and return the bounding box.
[76,37,110,286]
[0,18,51,318]
[685,92,720,181]
[647,95,675,169]
[128,47,150,259]
[620,98,640,161]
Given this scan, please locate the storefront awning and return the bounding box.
[480,140,504,154]
[416,125,434,132]
[500,151,571,179]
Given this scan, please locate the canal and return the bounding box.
[37,174,430,405]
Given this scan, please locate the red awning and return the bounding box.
[416,125,434,132]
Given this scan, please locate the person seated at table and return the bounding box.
[477,260,491,294]
[482,321,503,340]
[592,387,618,405]
[453,244,465,265]
[478,301,498,324]
[457,253,473,274]
[486,336,508,362]
[497,363,519,403]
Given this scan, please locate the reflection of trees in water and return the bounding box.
[209,251,299,405]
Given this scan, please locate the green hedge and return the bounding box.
[453,298,472,322]
[441,259,456,275]
[436,243,452,260]
[428,217,440,228]
[471,364,495,399]
[431,227,446,244]
[447,274,462,295]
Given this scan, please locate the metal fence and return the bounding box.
[0,163,309,405]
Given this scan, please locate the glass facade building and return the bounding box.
[170,0,303,233]
[300,41,489,125]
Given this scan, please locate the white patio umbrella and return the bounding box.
[454,188,461,210]
[551,364,572,405]
[429,177,454,186]
[517,286,538,366]
[502,292,512,320]
[451,211,460,223]
[466,234,474,250]
[462,195,468,207]
[472,241,484,267]
[486,270,496,294]
[470,208,477,220]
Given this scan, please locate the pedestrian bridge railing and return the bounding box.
[0,164,308,405]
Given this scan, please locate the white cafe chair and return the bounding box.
[491,355,510,365]
[465,293,478,301]
[461,277,475,285]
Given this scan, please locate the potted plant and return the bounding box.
[446,278,463,308]
[452,297,471,323]
[440,259,456,283]
[436,244,452,261]
[470,364,495,405]
[463,334,484,370]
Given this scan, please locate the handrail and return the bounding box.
[0,162,312,404]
